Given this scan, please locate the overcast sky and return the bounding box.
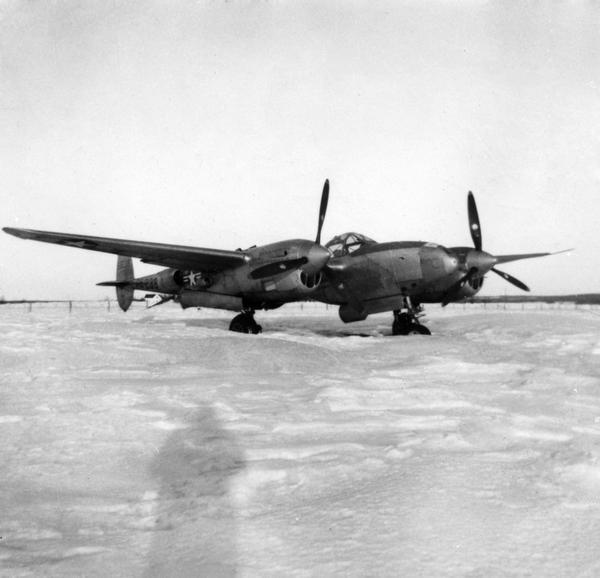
[1,1,598,300]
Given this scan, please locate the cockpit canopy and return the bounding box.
[325,232,377,257]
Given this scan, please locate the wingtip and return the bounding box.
[3,227,38,240]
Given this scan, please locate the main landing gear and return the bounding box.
[229,309,262,334]
[392,298,431,336]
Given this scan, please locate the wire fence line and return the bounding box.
[0,299,114,313]
[1,299,599,314]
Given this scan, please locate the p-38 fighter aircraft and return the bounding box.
[3,181,562,335]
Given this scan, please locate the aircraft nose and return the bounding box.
[304,244,331,273]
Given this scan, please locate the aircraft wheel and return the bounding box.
[229,313,262,334]
[392,313,412,335]
[407,324,431,335]
[229,313,251,333]
[393,313,431,336]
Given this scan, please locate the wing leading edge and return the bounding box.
[2,227,249,273]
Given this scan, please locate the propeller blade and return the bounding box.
[315,179,329,245]
[491,267,530,292]
[249,257,308,280]
[442,267,478,307]
[467,191,482,251]
[494,248,573,265]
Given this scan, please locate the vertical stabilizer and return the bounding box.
[116,256,134,312]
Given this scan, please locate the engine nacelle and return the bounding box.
[252,269,323,302]
[338,303,368,323]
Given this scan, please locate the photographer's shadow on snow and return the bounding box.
[144,407,244,577]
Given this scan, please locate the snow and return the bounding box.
[1,302,600,577]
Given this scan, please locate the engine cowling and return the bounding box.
[451,275,485,300]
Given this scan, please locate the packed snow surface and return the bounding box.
[2,302,600,577]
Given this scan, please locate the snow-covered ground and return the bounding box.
[2,302,600,577]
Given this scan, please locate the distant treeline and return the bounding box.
[466,294,600,305]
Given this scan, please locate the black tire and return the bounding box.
[407,323,431,335]
[393,312,431,336]
[392,323,406,335]
[392,313,412,335]
[229,313,251,333]
[229,313,262,334]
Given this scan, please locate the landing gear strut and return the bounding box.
[229,309,262,334]
[392,298,431,336]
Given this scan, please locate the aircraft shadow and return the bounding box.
[134,315,393,338]
[143,407,244,577]
[183,319,231,330]
[132,317,231,331]
[311,329,379,338]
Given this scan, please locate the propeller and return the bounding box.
[443,191,564,302]
[249,180,331,280]
[467,191,482,251]
[316,179,329,245]
[490,268,530,292]
[465,192,531,291]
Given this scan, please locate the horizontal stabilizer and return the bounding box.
[96,281,130,288]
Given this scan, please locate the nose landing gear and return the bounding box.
[392,298,431,336]
[229,309,263,334]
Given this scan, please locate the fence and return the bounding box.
[2,299,599,314]
[0,299,115,313]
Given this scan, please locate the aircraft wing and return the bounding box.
[3,227,249,272]
[494,249,572,265]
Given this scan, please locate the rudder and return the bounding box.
[116,256,134,312]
